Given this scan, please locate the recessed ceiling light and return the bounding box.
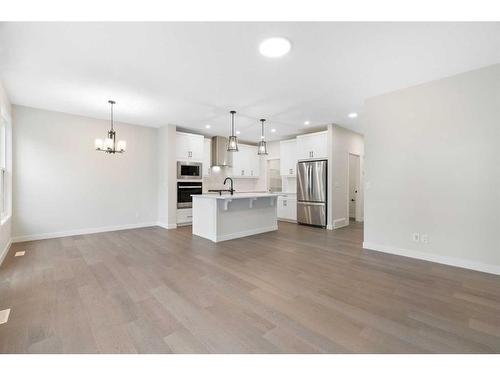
[259,37,291,58]
[348,112,358,119]
[304,121,310,125]
[236,130,241,135]
[271,128,276,133]
[205,124,211,129]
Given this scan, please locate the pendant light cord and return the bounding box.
[230,110,236,136]
[260,119,265,139]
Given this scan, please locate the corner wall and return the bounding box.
[0,81,12,264]
[12,105,159,241]
[157,125,177,228]
[363,63,500,274]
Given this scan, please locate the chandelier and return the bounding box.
[95,100,126,154]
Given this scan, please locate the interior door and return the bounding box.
[348,154,360,219]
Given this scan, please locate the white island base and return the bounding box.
[192,193,279,242]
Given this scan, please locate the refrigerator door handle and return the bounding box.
[297,201,325,206]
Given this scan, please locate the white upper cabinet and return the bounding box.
[296,131,328,160]
[203,138,211,176]
[176,132,204,161]
[231,144,260,178]
[280,139,297,176]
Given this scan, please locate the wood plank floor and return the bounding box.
[1,222,499,353]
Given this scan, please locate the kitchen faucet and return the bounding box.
[224,177,235,195]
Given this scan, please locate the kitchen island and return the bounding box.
[192,193,280,242]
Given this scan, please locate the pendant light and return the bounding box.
[257,118,268,155]
[95,100,126,154]
[227,110,239,152]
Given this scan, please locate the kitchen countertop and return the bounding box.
[193,192,284,200]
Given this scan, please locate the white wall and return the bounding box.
[0,81,12,264]
[12,105,159,241]
[364,63,500,274]
[157,125,177,228]
[331,125,364,228]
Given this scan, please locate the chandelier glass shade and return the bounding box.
[257,118,268,155]
[227,110,239,152]
[95,100,126,154]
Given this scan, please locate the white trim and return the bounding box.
[363,242,500,276]
[326,224,333,230]
[278,218,297,224]
[0,238,11,266]
[12,222,159,243]
[200,225,278,243]
[156,222,177,230]
[333,217,348,229]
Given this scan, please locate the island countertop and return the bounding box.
[192,193,283,200]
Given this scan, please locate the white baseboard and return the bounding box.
[156,222,177,229]
[12,222,160,243]
[0,239,12,266]
[363,242,500,276]
[333,217,348,229]
[278,218,297,224]
[326,224,333,230]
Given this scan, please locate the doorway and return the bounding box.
[348,153,362,222]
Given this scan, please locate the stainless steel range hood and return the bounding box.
[211,136,233,167]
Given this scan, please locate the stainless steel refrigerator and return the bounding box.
[297,160,327,227]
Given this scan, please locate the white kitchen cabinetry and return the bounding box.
[231,144,260,178]
[280,139,297,176]
[277,195,297,221]
[203,138,211,176]
[177,208,193,225]
[296,131,328,160]
[176,132,204,161]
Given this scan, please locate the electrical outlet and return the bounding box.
[421,234,429,244]
[412,233,420,242]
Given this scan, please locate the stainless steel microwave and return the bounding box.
[177,161,202,180]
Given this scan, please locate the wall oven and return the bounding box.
[177,161,202,180]
[177,181,202,208]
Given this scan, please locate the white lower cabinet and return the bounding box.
[277,195,297,221]
[177,208,193,225]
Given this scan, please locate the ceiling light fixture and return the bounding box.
[227,110,239,152]
[271,128,276,133]
[205,124,211,129]
[348,112,358,118]
[257,119,268,155]
[304,121,310,125]
[259,37,291,58]
[95,100,126,154]
[236,130,241,135]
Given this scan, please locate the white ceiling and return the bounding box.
[1,22,500,141]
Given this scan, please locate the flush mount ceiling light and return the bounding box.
[271,128,276,133]
[259,37,291,58]
[227,110,239,152]
[95,100,126,154]
[304,120,310,125]
[348,112,358,118]
[257,119,268,155]
[205,124,211,129]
